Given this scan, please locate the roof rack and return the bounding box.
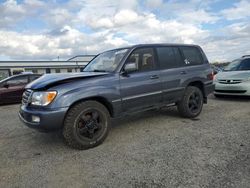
[242,55,250,58]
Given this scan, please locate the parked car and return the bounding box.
[19,44,214,149]
[214,55,250,97]
[0,73,41,104]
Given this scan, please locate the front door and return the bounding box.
[119,47,162,113]
[0,75,28,104]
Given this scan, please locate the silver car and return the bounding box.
[214,55,250,96]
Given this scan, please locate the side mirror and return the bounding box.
[124,62,137,73]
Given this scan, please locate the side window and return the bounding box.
[239,59,250,70]
[156,47,182,69]
[126,48,156,72]
[7,76,28,86]
[180,47,203,65]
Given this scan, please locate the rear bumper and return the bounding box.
[204,83,215,96]
[214,82,250,96]
[19,105,68,132]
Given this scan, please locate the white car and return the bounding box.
[214,55,250,96]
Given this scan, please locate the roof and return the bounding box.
[133,43,199,47]
[101,43,201,53]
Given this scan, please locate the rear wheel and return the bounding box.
[63,101,110,150]
[177,86,203,118]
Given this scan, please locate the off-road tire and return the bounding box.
[63,100,110,150]
[177,86,203,118]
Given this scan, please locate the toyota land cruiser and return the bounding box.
[19,44,214,149]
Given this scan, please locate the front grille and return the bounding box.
[22,89,32,105]
[215,89,247,94]
[218,79,242,84]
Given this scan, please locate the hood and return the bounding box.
[26,72,109,90]
[216,71,250,80]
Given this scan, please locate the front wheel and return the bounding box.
[63,101,110,150]
[177,86,203,118]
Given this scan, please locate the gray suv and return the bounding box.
[19,44,214,149]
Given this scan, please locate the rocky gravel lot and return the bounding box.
[0,95,250,188]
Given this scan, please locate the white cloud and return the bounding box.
[44,8,74,27]
[0,0,249,62]
[114,9,140,26]
[178,9,219,24]
[0,0,25,28]
[145,0,163,9]
[0,0,46,28]
[221,0,250,20]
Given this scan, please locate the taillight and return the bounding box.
[207,72,214,80]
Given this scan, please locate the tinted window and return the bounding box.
[180,47,203,65]
[239,59,250,70]
[224,59,250,71]
[6,76,28,86]
[126,48,156,72]
[224,59,241,71]
[156,47,182,69]
[55,69,61,73]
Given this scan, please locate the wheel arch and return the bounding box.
[66,96,114,118]
[187,81,207,103]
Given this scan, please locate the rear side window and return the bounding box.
[156,47,182,69]
[180,47,203,65]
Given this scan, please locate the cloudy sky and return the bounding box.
[0,0,250,62]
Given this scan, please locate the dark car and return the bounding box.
[19,44,214,149]
[0,73,41,105]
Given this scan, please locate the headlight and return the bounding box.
[31,91,57,106]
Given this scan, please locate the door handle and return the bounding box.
[180,71,187,75]
[150,75,159,79]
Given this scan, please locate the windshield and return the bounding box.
[224,59,241,71]
[224,59,250,71]
[84,49,129,72]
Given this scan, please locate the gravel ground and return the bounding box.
[0,95,250,188]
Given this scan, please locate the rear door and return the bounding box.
[156,46,186,103]
[119,47,162,112]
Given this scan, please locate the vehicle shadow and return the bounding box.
[0,102,21,106]
[20,107,182,152]
[211,94,250,102]
[111,106,180,128]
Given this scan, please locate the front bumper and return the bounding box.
[214,81,250,96]
[19,105,68,132]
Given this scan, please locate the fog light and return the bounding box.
[32,115,40,123]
